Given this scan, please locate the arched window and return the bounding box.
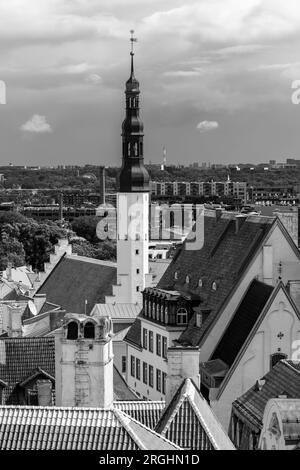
[160,303,164,322]
[270,353,287,369]
[212,282,217,291]
[140,142,143,156]
[84,322,95,339]
[198,279,203,288]
[156,303,160,321]
[151,302,156,319]
[134,142,138,156]
[174,272,178,280]
[128,142,131,155]
[177,308,188,325]
[185,275,190,284]
[67,321,78,340]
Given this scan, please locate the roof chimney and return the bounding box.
[37,380,53,406]
[166,347,201,405]
[215,208,223,221]
[6,261,13,282]
[235,214,247,234]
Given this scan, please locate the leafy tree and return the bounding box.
[0,229,25,270]
[71,216,99,243]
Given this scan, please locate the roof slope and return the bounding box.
[157,212,275,347]
[233,360,300,433]
[155,378,235,450]
[37,255,116,315]
[91,303,141,320]
[210,279,274,367]
[0,337,137,404]
[0,337,55,404]
[0,406,180,450]
[115,401,165,430]
[125,317,142,349]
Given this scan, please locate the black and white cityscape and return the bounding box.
[0,0,300,457]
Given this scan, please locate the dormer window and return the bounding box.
[212,282,217,291]
[67,321,78,340]
[177,308,188,325]
[185,276,190,284]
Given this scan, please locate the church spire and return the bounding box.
[119,31,149,193]
[130,29,136,78]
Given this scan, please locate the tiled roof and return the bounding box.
[0,337,137,404]
[91,303,141,320]
[210,279,274,367]
[0,337,55,404]
[0,406,180,450]
[155,378,235,450]
[37,255,117,315]
[115,401,165,429]
[233,360,300,433]
[157,212,276,347]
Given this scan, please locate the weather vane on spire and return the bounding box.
[130,30,137,55]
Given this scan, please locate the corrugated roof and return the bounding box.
[157,213,276,347]
[233,360,300,433]
[155,378,235,450]
[91,303,141,320]
[0,406,180,450]
[37,255,116,315]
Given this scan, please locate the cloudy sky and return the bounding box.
[0,0,300,167]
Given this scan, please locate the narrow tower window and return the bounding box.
[67,321,78,340]
[84,322,95,339]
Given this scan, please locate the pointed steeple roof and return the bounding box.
[155,378,235,450]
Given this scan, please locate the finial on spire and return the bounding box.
[130,30,137,76]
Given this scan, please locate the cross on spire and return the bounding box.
[130,30,137,55]
[129,30,137,77]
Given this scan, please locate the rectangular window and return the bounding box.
[162,372,167,394]
[156,334,161,356]
[149,365,154,388]
[130,356,135,377]
[162,337,167,359]
[122,356,127,373]
[156,369,162,392]
[143,362,148,385]
[135,249,139,255]
[149,331,154,353]
[136,358,141,380]
[143,328,148,349]
[136,269,140,274]
[136,286,139,292]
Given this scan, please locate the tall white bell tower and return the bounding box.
[106,31,152,305]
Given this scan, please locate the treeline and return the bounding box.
[0,212,116,271]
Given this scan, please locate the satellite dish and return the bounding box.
[28,300,37,317]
